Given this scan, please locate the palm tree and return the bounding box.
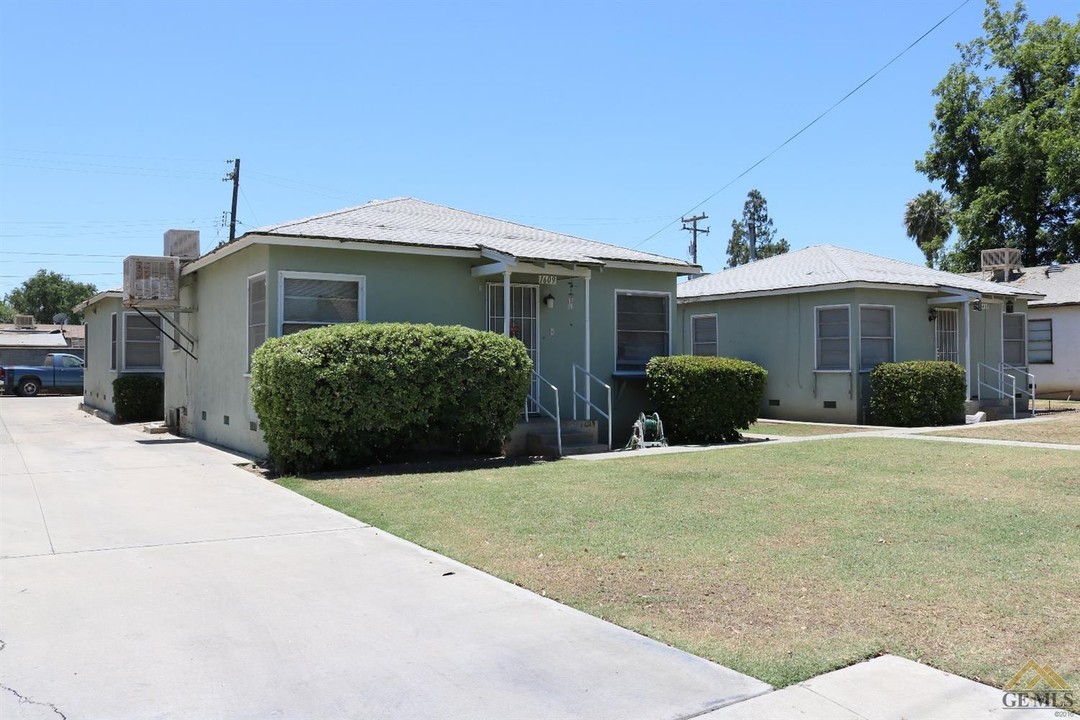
[904,190,953,268]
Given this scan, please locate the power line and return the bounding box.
[633,0,973,250]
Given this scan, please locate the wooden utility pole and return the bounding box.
[224,158,241,243]
[681,213,709,265]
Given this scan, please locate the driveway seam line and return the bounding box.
[0,525,372,560]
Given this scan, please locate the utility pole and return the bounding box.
[681,213,709,265]
[223,158,241,243]
[748,216,757,262]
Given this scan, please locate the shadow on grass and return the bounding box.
[262,454,556,481]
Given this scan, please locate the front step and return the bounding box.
[507,418,609,457]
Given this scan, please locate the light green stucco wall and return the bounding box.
[677,289,1029,425]
[165,239,683,458]
[81,296,122,414]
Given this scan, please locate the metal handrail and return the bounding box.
[572,363,613,450]
[977,362,1017,419]
[526,371,562,456]
[1001,363,1037,416]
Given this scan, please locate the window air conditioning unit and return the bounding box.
[123,256,181,308]
[164,229,200,261]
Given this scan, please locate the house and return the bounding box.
[80,198,699,457]
[0,319,85,367]
[676,245,1044,424]
[969,260,1080,398]
[74,289,165,415]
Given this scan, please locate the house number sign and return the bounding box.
[538,275,558,285]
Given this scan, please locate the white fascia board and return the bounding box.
[471,261,510,278]
[182,234,481,277]
[678,281,937,304]
[928,294,976,305]
[478,247,519,266]
[74,291,124,312]
[603,260,700,275]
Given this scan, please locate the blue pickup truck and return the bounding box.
[0,353,85,397]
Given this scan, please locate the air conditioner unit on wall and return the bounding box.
[123,256,181,308]
[164,229,200,260]
[13,314,36,328]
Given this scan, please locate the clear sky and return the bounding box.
[1,0,1075,299]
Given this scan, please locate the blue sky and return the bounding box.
[1,0,1075,299]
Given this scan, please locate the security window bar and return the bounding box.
[691,315,717,356]
[859,306,894,370]
[816,306,850,370]
[616,293,669,372]
[935,309,959,362]
[1028,318,1052,364]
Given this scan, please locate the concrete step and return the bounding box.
[560,442,611,456]
[523,419,602,456]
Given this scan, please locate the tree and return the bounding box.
[904,190,954,267]
[916,0,1079,271]
[0,300,15,323]
[4,270,97,324]
[726,189,790,268]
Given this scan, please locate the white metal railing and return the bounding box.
[977,362,1017,419]
[572,363,613,450]
[1001,363,1037,416]
[525,371,561,456]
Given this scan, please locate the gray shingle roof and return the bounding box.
[250,198,695,269]
[678,245,1045,300]
[964,264,1079,306]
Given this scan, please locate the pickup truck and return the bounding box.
[0,353,85,397]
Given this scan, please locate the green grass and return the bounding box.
[929,404,1080,445]
[747,420,873,437]
[280,438,1080,689]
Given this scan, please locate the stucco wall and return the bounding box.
[1028,305,1079,395]
[166,240,683,458]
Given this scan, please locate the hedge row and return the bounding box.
[250,323,532,472]
[869,360,966,427]
[112,375,164,423]
[646,355,767,443]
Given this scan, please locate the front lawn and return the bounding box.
[928,404,1080,445]
[280,438,1079,689]
[747,420,872,437]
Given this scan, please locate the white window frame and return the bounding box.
[1028,318,1052,364]
[121,311,163,372]
[1002,311,1027,367]
[858,304,895,371]
[110,312,117,371]
[614,289,672,374]
[277,271,366,337]
[247,272,267,374]
[690,313,718,357]
[815,304,851,371]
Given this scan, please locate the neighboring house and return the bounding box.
[81,198,699,456]
[0,322,85,367]
[969,261,1079,397]
[74,290,165,416]
[677,245,1044,424]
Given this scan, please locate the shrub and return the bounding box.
[646,355,767,443]
[250,323,532,472]
[112,375,164,423]
[869,361,965,427]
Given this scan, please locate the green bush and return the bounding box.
[250,323,533,472]
[869,361,966,427]
[112,375,164,423]
[646,355,767,443]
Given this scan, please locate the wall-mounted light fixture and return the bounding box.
[544,294,555,309]
[928,307,938,323]
[1005,299,1015,314]
[972,299,983,312]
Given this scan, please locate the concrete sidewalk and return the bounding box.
[1,397,768,719]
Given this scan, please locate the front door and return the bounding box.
[935,309,959,362]
[488,284,539,412]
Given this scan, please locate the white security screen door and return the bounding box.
[488,284,540,412]
[936,309,958,362]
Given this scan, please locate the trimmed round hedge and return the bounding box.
[646,355,767,443]
[251,323,532,472]
[869,360,965,427]
[112,375,164,423]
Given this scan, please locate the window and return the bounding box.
[860,305,894,370]
[816,305,850,370]
[279,272,364,336]
[1028,318,1052,364]
[1003,312,1026,366]
[110,313,117,370]
[248,274,267,371]
[123,313,163,370]
[615,291,669,372]
[691,314,717,356]
[61,355,83,368]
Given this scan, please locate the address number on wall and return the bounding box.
[538,275,558,285]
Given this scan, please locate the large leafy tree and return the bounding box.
[5,270,97,324]
[726,189,790,268]
[916,0,1079,270]
[904,190,954,267]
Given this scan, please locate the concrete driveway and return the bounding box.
[1,397,768,719]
